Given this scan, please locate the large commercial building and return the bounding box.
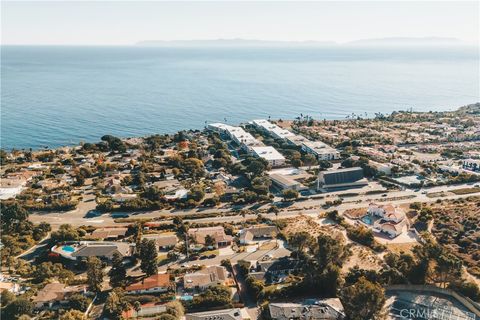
[207,123,261,150]
[252,119,296,140]
[208,122,285,166]
[252,119,340,162]
[317,167,367,190]
[301,140,340,161]
[269,173,305,191]
[251,146,286,167]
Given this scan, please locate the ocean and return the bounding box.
[1,45,479,150]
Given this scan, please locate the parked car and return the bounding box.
[111,213,129,218]
[84,210,101,218]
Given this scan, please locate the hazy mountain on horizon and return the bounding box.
[136,39,337,47]
[136,37,473,47]
[347,36,466,46]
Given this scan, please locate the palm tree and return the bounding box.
[133,301,141,319]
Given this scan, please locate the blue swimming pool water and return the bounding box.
[180,295,193,301]
[62,246,75,253]
[361,215,373,225]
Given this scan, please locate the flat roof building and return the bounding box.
[317,167,367,190]
[186,308,243,320]
[269,173,305,191]
[301,140,340,161]
[207,123,262,150]
[252,119,296,140]
[251,146,286,167]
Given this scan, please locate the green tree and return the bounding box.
[251,176,271,195]
[340,277,385,320]
[282,189,299,201]
[188,185,205,202]
[1,203,29,233]
[60,310,86,320]
[435,251,462,288]
[190,285,232,311]
[1,290,16,306]
[133,301,141,316]
[109,252,127,288]
[3,298,33,319]
[246,159,267,176]
[165,300,185,319]
[86,257,104,293]
[158,314,176,320]
[51,224,81,242]
[0,149,7,166]
[183,158,205,179]
[204,234,216,248]
[139,239,158,276]
[303,153,317,168]
[104,288,130,320]
[316,233,347,269]
[288,232,314,256]
[68,294,91,312]
[101,135,126,153]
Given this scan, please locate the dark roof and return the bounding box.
[72,245,119,258]
[262,258,301,273]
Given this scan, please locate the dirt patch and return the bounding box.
[429,196,480,277]
[385,242,416,255]
[343,208,367,219]
[280,215,344,240]
[450,187,480,195]
[426,191,453,198]
[342,245,383,273]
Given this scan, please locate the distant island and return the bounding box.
[136,39,336,47]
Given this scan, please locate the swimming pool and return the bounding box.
[361,215,373,225]
[62,246,75,253]
[180,295,193,301]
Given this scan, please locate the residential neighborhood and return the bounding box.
[1,104,480,320]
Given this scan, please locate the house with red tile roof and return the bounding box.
[125,274,173,295]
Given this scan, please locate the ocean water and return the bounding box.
[1,45,479,150]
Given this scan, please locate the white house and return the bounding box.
[301,141,340,161]
[251,146,286,167]
[368,203,406,223]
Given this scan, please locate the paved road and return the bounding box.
[29,182,480,229]
[16,233,51,262]
[159,241,290,272]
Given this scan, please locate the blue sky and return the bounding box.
[2,1,479,45]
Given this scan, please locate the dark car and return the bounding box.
[111,213,130,218]
[208,254,217,259]
[84,210,101,218]
[199,255,208,260]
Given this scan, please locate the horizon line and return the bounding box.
[1,36,479,47]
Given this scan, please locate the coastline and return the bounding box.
[2,102,479,151]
